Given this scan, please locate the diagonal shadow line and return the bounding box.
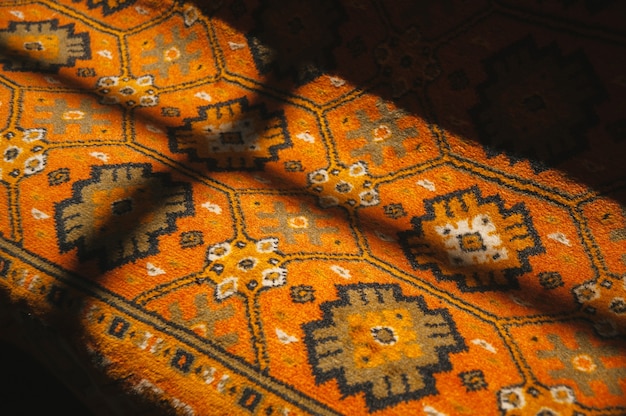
[0,47,566,326]
[186,0,626,340]
[2,1,626,407]
[197,0,626,204]
[0,0,621,309]
[0,1,623,336]
[54,163,195,273]
[2,2,625,206]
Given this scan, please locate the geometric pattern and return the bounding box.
[201,236,287,301]
[256,201,338,246]
[55,163,193,270]
[536,332,625,397]
[609,207,626,242]
[303,283,465,411]
[82,0,137,16]
[307,162,380,210]
[498,383,582,415]
[168,293,239,349]
[0,127,48,184]
[399,186,544,292]
[573,272,626,337]
[0,19,90,73]
[141,25,201,80]
[345,99,418,166]
[95,74,159,108]
[167,97,290,171]
[0,1,626,415]
[459,369,488,392]
[34,97,111,134]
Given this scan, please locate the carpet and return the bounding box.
[1,0,626,415]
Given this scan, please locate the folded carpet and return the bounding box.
[1,0,626,415]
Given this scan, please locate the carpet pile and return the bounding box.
[1,0,626,415]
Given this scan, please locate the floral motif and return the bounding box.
[96,74,158,107]
[307,162,379,209]
[0,127,48,184]
[303,283,465,411]
[574,281,601,303]
[499,383,583,415]
[572,275,626,337]
[399,186,543,292]
[201,236,286,301]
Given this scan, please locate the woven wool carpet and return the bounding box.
[1,0,626,415]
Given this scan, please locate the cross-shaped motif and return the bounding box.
[256,201,338,246]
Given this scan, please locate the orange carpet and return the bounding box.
[1,0,626,414]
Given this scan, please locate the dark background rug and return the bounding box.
[0,340,92,415]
